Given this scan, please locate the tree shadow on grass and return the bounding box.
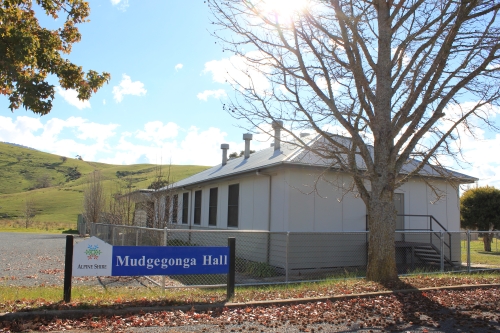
[365,279,500,332]
[478,251,500,256]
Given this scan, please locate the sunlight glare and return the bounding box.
[258,0,310,24]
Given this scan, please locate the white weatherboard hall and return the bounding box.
[131,124,476,271]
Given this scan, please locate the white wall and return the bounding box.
[284,168,460,233]
[284,168,366,232]
[160,167,461,233]
[270,172,288,231]
[398,179,460,231]
[165,174,270,230]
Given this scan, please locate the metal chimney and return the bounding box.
[243,133,253,159]
[221,143,229,165]
[272,121,283,151]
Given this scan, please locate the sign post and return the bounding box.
[65,236,236,302]
[227,237,235,300]
[63,235,74,303]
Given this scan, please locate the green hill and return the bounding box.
[0,142,209,224]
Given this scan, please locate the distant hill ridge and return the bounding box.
[1,142,38,151]
[0,142,209,223]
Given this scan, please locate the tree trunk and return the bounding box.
[483,233,492,252]
[366,188,399,284]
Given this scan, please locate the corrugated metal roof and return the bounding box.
[166,134,477,190]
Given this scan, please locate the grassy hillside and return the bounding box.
[0,142,210,224]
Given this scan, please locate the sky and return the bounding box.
[0,0,499,188]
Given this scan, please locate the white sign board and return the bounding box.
[72,237,112,276]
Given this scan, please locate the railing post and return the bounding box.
[467,230,471,273]
[285,231,290,284]
[449,232,452,263]
[429,217,433,244]
[440,231,444,272]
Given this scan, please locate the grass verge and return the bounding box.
[461,238,500,265]
[0,220,77,234]
[1,272,499,313]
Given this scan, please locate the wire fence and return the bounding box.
[89,223,500,288]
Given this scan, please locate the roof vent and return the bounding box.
[272,121,283,151]
[221,143,229,166]
[243,133,253,159]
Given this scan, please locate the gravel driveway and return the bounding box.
[0,233,155,288]
[0,233,68,286]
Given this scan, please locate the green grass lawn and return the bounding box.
[461,238,500,266]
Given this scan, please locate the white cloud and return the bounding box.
[110,0,129,11]
[3,113,499,188]
[416,101,500,188]
[112,74,147,103]
[0,116,118,162]
[103,99,106,105]
[56,87,91,110]
[135,121,180,145]
[315,77,341,95]
[175,63,183,71]
[0,115,244,167]
[202,51,271,95]
[197,89,227,101]
[101,125,245,166]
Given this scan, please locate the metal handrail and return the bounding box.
[429,215,452,263]
[367,214,454,264]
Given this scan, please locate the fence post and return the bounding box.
[467,230,471,273]
[162,227,168,291]
[227,237,236,300]
[285,231,290,284]
[109,225,113,245]
[440,231,444,272]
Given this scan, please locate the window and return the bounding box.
[182,192,189,224]
[208,187,218,226]
[194,190,202,225]
[172,194,178,223]
[227,184,239,227]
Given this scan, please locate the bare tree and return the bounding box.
[83,170,105,224]
[107,179,135,225]
[148,163,175,229]
[209,0,500,283]
[23,197,36,229]
[34,173,51,189]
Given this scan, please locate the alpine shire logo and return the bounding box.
[85,244,101,260]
